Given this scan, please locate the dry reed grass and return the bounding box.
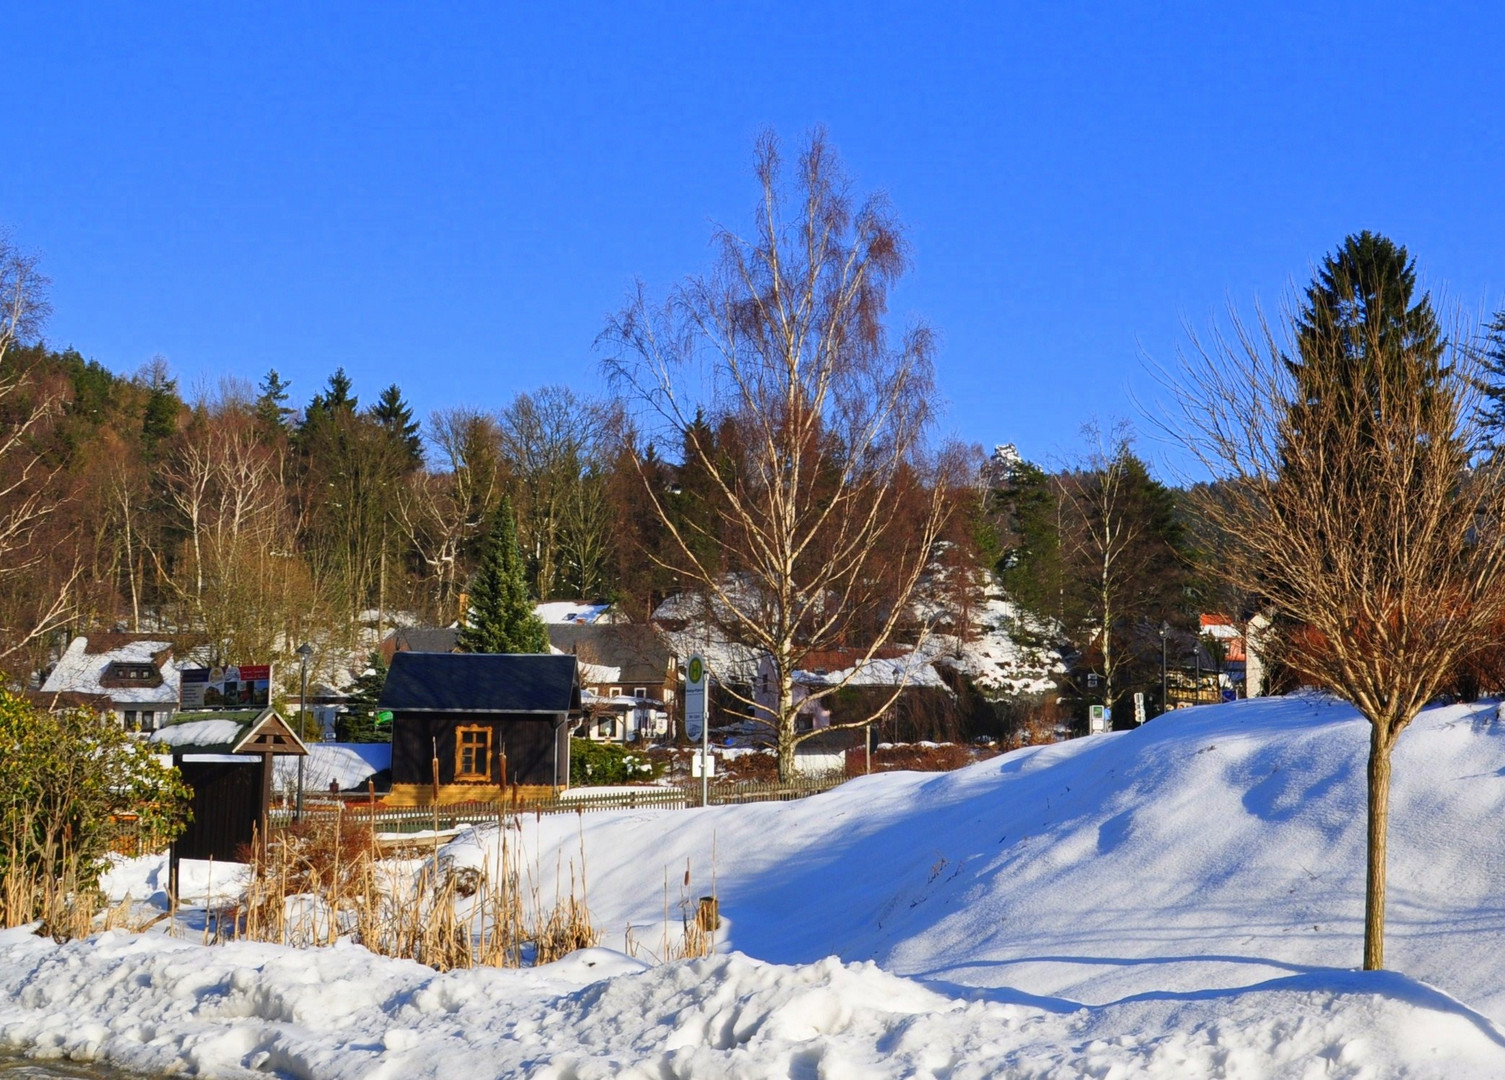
[624,848,720,964]
[227,806,600,971]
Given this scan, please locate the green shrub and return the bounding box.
[0,692,191,933]
[569,738,661,786]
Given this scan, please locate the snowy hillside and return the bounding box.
[9,695,1505,1075]
[449,695,1505,1012]
[926,580,1063,697]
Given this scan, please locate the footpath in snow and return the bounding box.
[6,696,1505,1076]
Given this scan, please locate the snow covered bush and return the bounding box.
[569,738,660,785]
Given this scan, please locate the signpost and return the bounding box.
[1089,704,1108,734]
[685,654,708,806]
[1133,692,1146,725]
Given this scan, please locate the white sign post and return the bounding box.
[1133,692,1147,725]
[685,654,708,806]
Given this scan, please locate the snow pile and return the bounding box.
[2,930,1502,1078]
[272,743,392,793]
[8,696,1505,1075]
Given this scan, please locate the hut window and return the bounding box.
[455,725,492,781]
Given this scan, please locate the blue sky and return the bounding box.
[3,3,1503,467]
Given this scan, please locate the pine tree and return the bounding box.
[458,498,549,653]
[371,383,422,466]
[139,356,181,453]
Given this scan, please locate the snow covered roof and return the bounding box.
[1200,614,1242,640]
[791,650,949,690]
[651,587,764,684]
[535,601,617,625]
[581,688,668,713]
[273,743,392,792]
[40,635,182,706]
[148,708,308,755]
[548,624,672,686]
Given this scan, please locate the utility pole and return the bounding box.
[1159,622,1169,715]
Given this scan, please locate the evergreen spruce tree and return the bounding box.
[371,383,423,466]
[1288,231,1448,444]
[254,369,293,435]
[139,358,181,453]
[458,498,549,653]
[1476,310,1505,450]
[994,457,1064,626]
[338,651,391,742]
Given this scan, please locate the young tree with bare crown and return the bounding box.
[601,129,958,781]
[1166,232,1505,971]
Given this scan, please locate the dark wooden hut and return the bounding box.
[148,708,307,862]
[379,652,579,805]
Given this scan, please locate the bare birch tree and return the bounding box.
[602,129,957,780]
[498,386,609,600]
[0,236,80,664]
[1164,233,1505,969]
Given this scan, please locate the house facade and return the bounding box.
[549,623,676,743]
[378,651,579,805]
[752,647,947,775]
[41,634,183,731]
[380,615,678,745]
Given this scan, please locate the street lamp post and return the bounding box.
[1159,622,1169,716]
[296,642,314,821]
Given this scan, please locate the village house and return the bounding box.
[378,626,464,665]
[379,603,678,745]
[40,633,183,731]
[378,651,579,805]
[752,647,951,774]
[551,623,676,743]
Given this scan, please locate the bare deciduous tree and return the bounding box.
[0,235,79,664]
[498,386,610,600]
[602,129,957,780]
[1057,424,1147,715]
[395,407,506,619]
[1167,263,1505,969]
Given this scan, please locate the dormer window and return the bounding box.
[101,661,163,688]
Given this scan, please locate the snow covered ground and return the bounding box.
[7,695,1505,1076]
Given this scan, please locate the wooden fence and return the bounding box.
[263,775,848,835]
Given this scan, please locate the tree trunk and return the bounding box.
[777,664,797,782]
[1364,722,1394,970]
